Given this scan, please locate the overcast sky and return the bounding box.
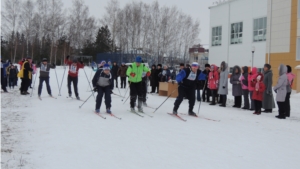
[2,0,216,47]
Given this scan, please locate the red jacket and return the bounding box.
[248,67,258,91]
[208,64,219,90]
[65,59,84,77]
[250,73,265,101]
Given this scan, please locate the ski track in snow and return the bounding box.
[1,66,300,169]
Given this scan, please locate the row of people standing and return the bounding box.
[206,61,295,119]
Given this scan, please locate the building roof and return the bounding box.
[208,0,239,9]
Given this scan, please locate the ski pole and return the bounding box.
[198,80,207,115]
[54,68,60,95]
[83,67,96,101]
[79,92,94,108]
[58,64,67,96]
[30,68,39,97]
[113,92,125,98]
[121,82,131,101]
[123,95,130,104]
[152,87,178,113]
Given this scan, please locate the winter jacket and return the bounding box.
[248,67,258,91]
[111,65,119,78]
[18,61,33,79]
[118,65,128,77]
[218,61,229,95]
[208,64,219,90]
[240,66,248,90]
[157,68,163,82]
[8,67,18,78]
[1,61,10,77]
[126,62,150,83]
[250,73,266,101]
[150,65,158,86]
[230,66,242,96]
[262,69,275,109]
[273,64,288,102]
[159,68,171,82]
[196,71,207,90]
[92,69,113,90]
[37,63,56,78]
[286,72,295,93]
[65,59,84,77]
[176,68,202,89]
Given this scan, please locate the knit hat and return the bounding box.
[42,58,48,62]
[157,64,162,67]
[121,62,125,65]
[191,62,199,67]
[205,64,211,68]
[287,65,292,73]
[180,63,184,66]
[103,64,111,70]
[135,56,142,63]
[264,64,271,70]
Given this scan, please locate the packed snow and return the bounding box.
[1,66,300,169]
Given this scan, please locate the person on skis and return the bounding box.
[65,55,84,100]
[126,56,151,113]
[36,58,56,98]
[172,62,205,116]
[92,64,113,114]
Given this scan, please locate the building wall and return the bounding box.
[266,0,300,90]
[209,0,268,69]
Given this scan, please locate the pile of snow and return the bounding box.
[1,66,300,169]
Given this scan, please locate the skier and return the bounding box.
[117,62,128,88]
[65,55,84,100]
[111,62,119,88]
[92,64,113,114]
[18,57,33,95]
[126,56,151,112]
[172,62,203,116]
[36,58,56,98]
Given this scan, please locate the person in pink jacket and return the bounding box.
[248,67,258,110]
[285,65,295,117]
[208,64,219,105]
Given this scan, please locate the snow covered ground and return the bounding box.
[1,66,300,169]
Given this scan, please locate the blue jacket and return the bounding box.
[1,61,10,77]
[176,68,205,88]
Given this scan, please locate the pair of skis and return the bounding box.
[168,113,220,122]
[38,95,57,101]
[127,110,153,118]
[94,111,121,120]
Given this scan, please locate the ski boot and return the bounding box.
[130,107,136,113]
[95,109,100,114]
[106,108,111,114]
[188,110,197,117]
[143,102,147,106]
[172,109,178,115]
[76,96,80,100]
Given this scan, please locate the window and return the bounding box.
[194,56,198,61]
[253,17,267,42]
[298,0,300,18]
[297,38,300,60]
[212,26,222,46]
[231,22,243,44]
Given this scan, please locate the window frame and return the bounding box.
[230,22,243,45]
[253,17,267,42]
[297,38,300,61]
[211,26,222,47]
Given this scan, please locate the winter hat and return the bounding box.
[42,58,48,62]
[256,75,262,81]
[205,64,211,68]
[157,64,162,67]
[122,62,125,65]
[103,64,111,70]
[287,65,292,73]
[180,63,184,67]
[191,62,199,67]
[135,56,142,63]
[264,64,271,70]
[107,60,111,64]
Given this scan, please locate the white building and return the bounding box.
[209,0,268,72]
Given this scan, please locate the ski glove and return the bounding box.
[130,73,136,77]
[146,72,151,77]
